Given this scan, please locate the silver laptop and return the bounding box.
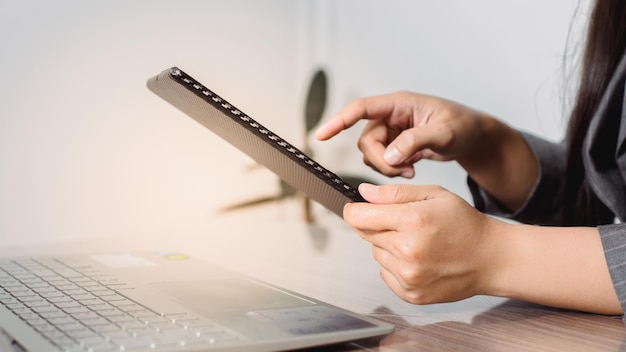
[0,251,393,351]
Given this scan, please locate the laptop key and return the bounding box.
[164,312,201,322]
[104,295,132,304]
[151,321,185,332]
[39,289,65,298]
[31,304,60,314]
[17,296,44,305]
[138,315,169,325]
[193,324,227,334]
[128,309,158,319]
[179,337,210,348]
[178,318,218,329]
[85,343,119,352]
[96,308,126,318]
[49,335,81,350]
[71,311,100,321]
[42,329,67,341]
[106,313,136,324]
[23,299,50,308]
[148,336,179,349]
[55,300,82,309]
[80,317,111,327]
[102,328,131,340]
[48,295,74,304]
[63,306,90,315]
[2,281,31,295]
[65,328,98,340]
[80,298,107,307]
[116,303,144,313]
[48,316,78,326]
[0,297,19,306]
[53,268,84,279]
[39,310,70,320]
[114,337,153,351]
[16,310,39,321]
[57,322,88,332]
[24,317,49,327]
[34,323,58,334]
[4,290,30,300]
[126,326,158,337]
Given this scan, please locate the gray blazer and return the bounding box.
[469,53,626,314]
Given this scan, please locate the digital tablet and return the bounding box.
[147,67,365,218]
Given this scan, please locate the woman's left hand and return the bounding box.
[344,183,502,304]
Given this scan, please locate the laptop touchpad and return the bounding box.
[150,277,315,314]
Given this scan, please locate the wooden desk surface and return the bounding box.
[2,199,625,351]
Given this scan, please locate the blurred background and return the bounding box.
[0,0,587,246]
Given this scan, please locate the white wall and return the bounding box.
[310,0,589,199]
[0,1,587,246]
[0,1,309,245]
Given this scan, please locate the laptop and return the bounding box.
[0,68,394,351]
[0,251,393,351]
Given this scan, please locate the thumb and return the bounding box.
[383,124,446,165]
[358,183,445,204]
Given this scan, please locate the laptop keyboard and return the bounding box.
[0,258,241,351]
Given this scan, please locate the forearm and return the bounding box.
[484,220,622,315]
[458,115,538,212]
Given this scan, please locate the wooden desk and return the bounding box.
[2,199,625,351]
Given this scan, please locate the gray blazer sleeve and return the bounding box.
[469,52,626,315]
[469,139,626,313]
[468,131,567,225]
[600,224,626,314]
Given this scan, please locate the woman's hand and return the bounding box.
[346,183,622,315]
[315,91,487,179]
[316,91,539,211]
[344,183,502,304]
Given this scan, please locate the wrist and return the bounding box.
[459,115,538,211]
[473,216,516,298]
[455,113,504,171]
[482,223,622,315]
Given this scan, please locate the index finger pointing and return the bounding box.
[314,94,399,140]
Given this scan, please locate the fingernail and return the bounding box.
[314,125,327,139]
[358,183,378,197]
[400,169,414,178]
[384,146,404,165]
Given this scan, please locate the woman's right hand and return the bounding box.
[315,91,491,179]
[315,91,538,211]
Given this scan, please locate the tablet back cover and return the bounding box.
[147,67,364,218]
